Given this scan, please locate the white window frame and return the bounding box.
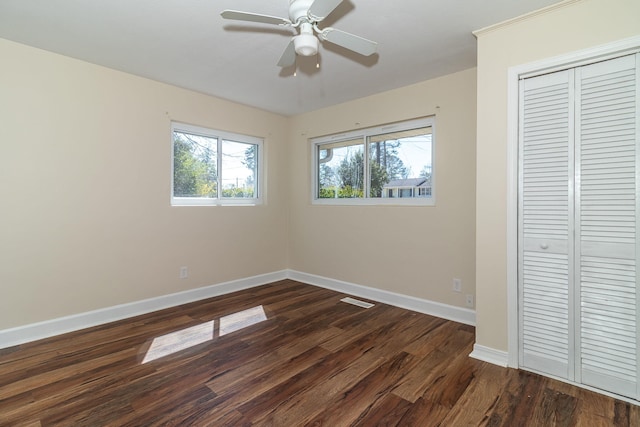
[171,122,263,206]
[311,117,436,206]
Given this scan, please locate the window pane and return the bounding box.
[173,131,217,198]
[317,139,364,199]
[221,140,257,199]
[368,127,432,199]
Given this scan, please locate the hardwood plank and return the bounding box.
[420,344,476,408]
[238,348,387,424]
[394,396,451,427]
[391,322,473,402]
[527,386,578,427]
[401,315,449,356]
[630,404,640,426]
[116,386,214,427]
[438,361,511,426]
[303,351,419,426]
[206,345,331,408]
[173,408,252,427]
[206,327,341,395]
[0,279,636,426]
[319,305,410,353]
[13,421,42,427]
[350,394,413,427]
[0,347,139,400]
[483,369,547,426]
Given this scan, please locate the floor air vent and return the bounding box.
[340,297,374,309]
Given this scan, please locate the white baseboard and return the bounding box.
[469,343,509,367]
[0,270,288,349]
[1,269,477,349]
[286,270,476,326]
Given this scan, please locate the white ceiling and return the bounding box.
[0,0,562,116]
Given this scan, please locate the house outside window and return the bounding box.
[312,117,435,206]
[383,177,432,198]
[171,122,263,206]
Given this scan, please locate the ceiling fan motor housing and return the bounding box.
[289,0,315,23]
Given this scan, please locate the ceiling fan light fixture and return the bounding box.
[293,33,318,56]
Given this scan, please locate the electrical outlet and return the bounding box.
[452,278,462,292]
[179,266,188,279]
[466,294,474,307]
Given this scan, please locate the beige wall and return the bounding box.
[0,38,289,330]
[475,0,640,351]
[288,68,477,307]
[0,37,477,334]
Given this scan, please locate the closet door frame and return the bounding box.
[506,36,640,373]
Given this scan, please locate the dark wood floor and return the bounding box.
[0,280,638,426]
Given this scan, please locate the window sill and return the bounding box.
[172,197,262,207]
[311,197,435,207]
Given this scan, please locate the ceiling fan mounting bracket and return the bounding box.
[289,0,316,24]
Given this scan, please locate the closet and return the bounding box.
[519,53,639,399]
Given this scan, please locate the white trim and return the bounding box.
[287,270,475,326]
[506,64,520,369]
[311,197,435,207]
[473,0,581,38]
[509,36,640,81]
[171,197,260,207]
[0,270,288,349]
[506,36,640,369]
[469,344,509,367]
[311,117,434,145]
[1,269,475,349]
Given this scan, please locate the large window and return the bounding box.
[171,122,262,206]
[313,117,435,205]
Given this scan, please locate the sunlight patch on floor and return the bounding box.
[141,305,269,363]
[220,305,267,336]
[142,320,215,364]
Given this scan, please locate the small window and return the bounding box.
[418,187,431,197]
[312,117,434,205]
[171,122,262,206]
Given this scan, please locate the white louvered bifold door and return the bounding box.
[519,69,574,380]
[575,54,639,398]
[520,53,640,401]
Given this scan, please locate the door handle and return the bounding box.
[540,243,549,250]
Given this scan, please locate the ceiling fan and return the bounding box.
[221,0,378,68]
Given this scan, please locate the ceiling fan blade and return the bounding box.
[277,40,296,67]
[319,28,378,56]
[220,10,291,26]
[308,0,343,21]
